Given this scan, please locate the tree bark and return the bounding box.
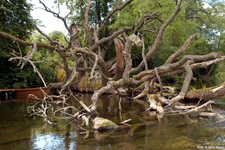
[131,0,183,74]
[185,82,225,101]
[113,36,125,80]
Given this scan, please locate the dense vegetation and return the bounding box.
[0,0,55,88]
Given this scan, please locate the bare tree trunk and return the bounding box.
[90,35,133,113]
[131,0,183,74]
[186,82,225,101]
[113,36,125,80]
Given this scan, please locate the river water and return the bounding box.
[1,94,225,150]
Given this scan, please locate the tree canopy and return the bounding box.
[0,0,56,88]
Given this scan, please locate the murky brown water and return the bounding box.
[1,94,225,150]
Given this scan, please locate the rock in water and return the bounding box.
[93,117,119,131]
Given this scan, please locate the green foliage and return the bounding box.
[56,0,114,26]
[31,31,67,63]
[2,0,225,88]
[0,1,57,88]
[0,58,35,88]
[131,45,143,67]
[0,0,33,36]
[0,0,33,56]
[31,31,68,85]
[109,0,198,67]
[37,63,56,85]
[109,0,225,73]
[48,30,68,46]
[213,62,225,85]
[31,0,225,83]
[0,0,39,88]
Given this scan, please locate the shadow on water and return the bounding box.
[1,94,225,149]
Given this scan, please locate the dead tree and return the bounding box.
[1,0,225,127]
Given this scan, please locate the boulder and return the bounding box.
[93,117,119,131]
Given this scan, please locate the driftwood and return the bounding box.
[186,82,225,101]
[1,0,225,131]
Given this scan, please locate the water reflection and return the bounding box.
[1,96,225,149]
[32,132,76,150]
[33,134,64,149]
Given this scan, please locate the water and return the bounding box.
[1,95,225,150]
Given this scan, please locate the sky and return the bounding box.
[29,0,211,34]
[29,0,69,34]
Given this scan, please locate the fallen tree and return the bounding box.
[1,0,225,130]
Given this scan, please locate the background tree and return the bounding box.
[0,0,57,88]
[0,0,35,88]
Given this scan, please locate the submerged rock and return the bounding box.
[93,117,119,131]
[94,129,117,140]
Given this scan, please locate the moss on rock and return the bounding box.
[93,117,119,131]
